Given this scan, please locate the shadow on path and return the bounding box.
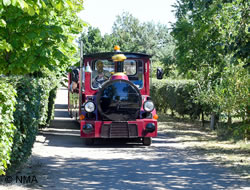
[5,87,248,190]
[29,103,250,190]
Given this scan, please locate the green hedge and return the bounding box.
[151,78,204,119]
[33,68,61,127]
[7,77,45,172]
[0,80,17,175]
[0,75,60,174]
[46,86,58,125]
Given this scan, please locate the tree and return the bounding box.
[171,0,249,122]
[112,12,141,52]
[112,12,174,61]
[172,0,249,75]
[79,26,114,54]
[78,12,174,64]
[0,0,85,75]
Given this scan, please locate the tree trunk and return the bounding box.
[201,111,205,127]
[210,112,216,130]
[171,110,174,117]
[227,113,232,125]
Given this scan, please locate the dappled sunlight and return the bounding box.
[4,103,248,189]
[27,152,249,190]
[25,121,250,189]
[158,115,250,179]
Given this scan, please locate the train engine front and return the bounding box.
[80,46,158,145]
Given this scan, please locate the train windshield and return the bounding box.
[91,59,144,89]
[124,60,143,89]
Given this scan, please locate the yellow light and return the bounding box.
[79,114,85,120]
[153,114,159,120]
[114,45,120,51]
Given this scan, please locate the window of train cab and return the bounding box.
[91,59,114,90]
[124,60,144,89]
[90,59,144,90]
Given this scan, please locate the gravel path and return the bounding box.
[1,87,249,190]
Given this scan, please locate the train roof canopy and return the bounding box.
[83,52,152,59]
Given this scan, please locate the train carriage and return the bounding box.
[68,45,163,145]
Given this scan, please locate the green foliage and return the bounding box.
[0,0,74,174]
[112,12,142,52]
[80,26,115,54]
[38,67,61,126]
[112,12,174,61]
[33,67,61,126]
[4,75,59,173]
[46,86,58,125]
[151,79,168,113]
[7,76,44,171]
[213,64,249,121]
[0,79,16,175]
[172,0,249,124]
[0,0,85,75]
[217,123,250,142]
[79,12,175,63]
[172,0,249,75]
[196,63,249,122]
[151,79,204,119]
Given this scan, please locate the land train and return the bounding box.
[68,45,163,145]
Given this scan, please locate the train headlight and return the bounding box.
[143,101,154,112]
[84,102,95,112]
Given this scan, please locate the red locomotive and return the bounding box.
[68,44,163,145]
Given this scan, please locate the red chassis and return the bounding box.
[80,120,157,138]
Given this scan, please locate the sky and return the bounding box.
[78,0,177,35]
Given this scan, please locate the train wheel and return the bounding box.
[142,137,152,146]
[85,138,94,146]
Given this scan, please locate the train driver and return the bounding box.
[92,60,110,88]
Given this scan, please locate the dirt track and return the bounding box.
[0,87,249,190]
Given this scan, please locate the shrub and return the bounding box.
[46,86,58,125]
[37,78,52,126]
[151,78,204,119]
[6,75,59,173]
[0,79,16,175]
[151,78,249,141]
[150,79,168,112]
[36,68,61,126]
[216,123,250,142]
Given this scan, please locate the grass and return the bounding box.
[158,113,250,179]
